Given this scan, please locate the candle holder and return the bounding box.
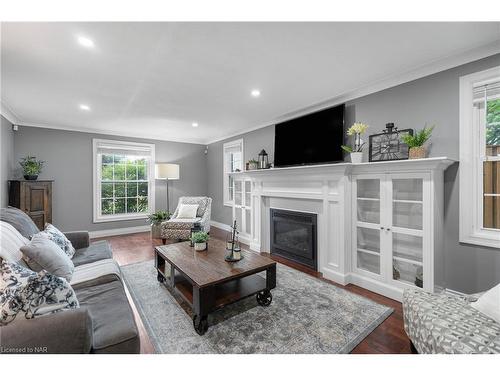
[225,220,243,262]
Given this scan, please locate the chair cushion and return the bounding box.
[75,279,139,352]
[0,261,79,326]
[0,207,40,240]
[20,233,75,282]
[71,241,113,267]
[0,221,28,263]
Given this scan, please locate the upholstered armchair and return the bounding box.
[161,196,212,242]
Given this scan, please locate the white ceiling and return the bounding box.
[1,22,499,144]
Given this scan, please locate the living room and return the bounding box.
[1,0,500,371]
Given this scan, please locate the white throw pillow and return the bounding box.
[471,283,500,323]
[177,204,199,219]
[0,221,29,262]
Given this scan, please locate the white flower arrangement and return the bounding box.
[342,122,369,153]
[346,122,369,136]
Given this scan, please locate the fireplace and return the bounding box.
[270,208,317,270]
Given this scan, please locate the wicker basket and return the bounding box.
[409,146,426,159]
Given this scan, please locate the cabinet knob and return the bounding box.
[386,228,391,231]
[380,226,384,230]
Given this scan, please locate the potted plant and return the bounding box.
[19,156,44,180]
[247,159,259,170]
[401,125,434,159]
[146,210,170,239]
[191,231,209,251]
[341,122,369,164]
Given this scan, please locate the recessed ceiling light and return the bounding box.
[79,104,91,111]
[77,36,94,48]
[251,89,261,97]
[192,122,199,128]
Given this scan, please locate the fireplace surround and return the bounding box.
[270,208,317,270]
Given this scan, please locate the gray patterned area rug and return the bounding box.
[122,260,393,354]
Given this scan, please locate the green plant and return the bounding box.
[401,126,435,148]
[146,210,170,225]
[191,231,209,243]
[248,159,259,165]
[19,156,44,176]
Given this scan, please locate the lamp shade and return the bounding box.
[155,163,180,180]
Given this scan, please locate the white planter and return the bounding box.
[194,242,207,251]
[350,152,363,164]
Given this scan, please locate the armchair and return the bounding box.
[161,196,212,242]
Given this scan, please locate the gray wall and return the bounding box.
[1,116,15,207]
[207,53,500,294]
[12,126,208,232]
[207,125,275,225]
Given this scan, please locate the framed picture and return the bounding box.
[368,125,413,162]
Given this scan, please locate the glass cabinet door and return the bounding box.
[356,178,381,275]
[234,180,242,206]
[390,178,424,288]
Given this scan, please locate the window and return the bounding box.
[223,139,243,206]
[93,139,155,222]
[459,66,500,248]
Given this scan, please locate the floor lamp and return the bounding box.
[155,163,180,214]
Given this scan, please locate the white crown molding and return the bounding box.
[13,119,206,145]
[0,101,21,124]
[206,40,500,144]
[89,225,150,239]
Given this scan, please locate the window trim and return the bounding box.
[93,138,155,223]
[223,138,244,207]
[459,66,500,248]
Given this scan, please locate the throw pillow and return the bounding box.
[177,204,199,219]
[471,283,500,323]
[20,233,75,281]
[41,224,76,259]
[0,261,79,326]
[0,221,29,263]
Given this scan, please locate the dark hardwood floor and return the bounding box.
[97,228,412,354]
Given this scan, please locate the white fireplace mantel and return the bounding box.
[229,157,457,301]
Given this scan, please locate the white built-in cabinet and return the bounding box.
[232,178,252,240]
[228,158,454,301]
[352,173,433,293]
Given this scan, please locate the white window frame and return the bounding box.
[459,66,500,248]
[93,138,155,223]
[223,138,243,207]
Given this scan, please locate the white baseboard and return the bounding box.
[209,220,232,232]
[210,220,251,246]
[89,225,150,239]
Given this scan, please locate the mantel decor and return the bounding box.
[258,149,270,169]
[369,123,413,162]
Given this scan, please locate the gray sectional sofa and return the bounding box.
[0,207,140,354]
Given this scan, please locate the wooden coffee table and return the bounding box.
[155,238,276,335]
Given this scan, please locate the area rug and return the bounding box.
[122,260,393,354]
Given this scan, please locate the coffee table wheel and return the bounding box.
[157,272,165,283]
[193,314,208,335]
[256,290,273,307]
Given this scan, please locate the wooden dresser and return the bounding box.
[8,180,53,230]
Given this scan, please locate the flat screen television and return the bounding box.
[274,104,345,167]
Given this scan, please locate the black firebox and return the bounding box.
[270,208,317,270]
